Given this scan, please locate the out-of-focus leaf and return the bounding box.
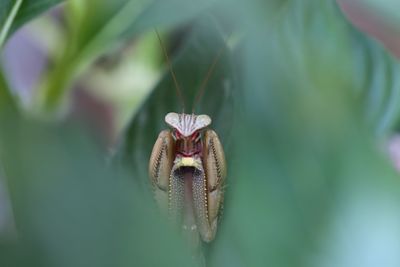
[38,0,220,113]
[11,0,64,33]
[259,0,400,135]
[0,118,198,267]
[0,0,64,110]
[121,0,218,37]
[119,16,235,189]
[0,0,64,47]
[0,0,23,48]
[361,0,400,27]
[352,30,400,135]
[207,1,400,266]
[0,71,16,117]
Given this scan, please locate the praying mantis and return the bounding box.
[148,30,227,244]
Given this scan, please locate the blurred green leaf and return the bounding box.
[0,71,15,113]
[0,118,198,267]
[352,30,400,135]
[0,0,23,48]
[121,0,218,37]
[362,0,400,27]
[38,0,220,113]
[11,0,64,33]
[0,0,64,112]
[208,1,400,266]
[249,0,400,135]
[0,0,64,47]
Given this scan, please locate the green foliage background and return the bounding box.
[1,0,400,266]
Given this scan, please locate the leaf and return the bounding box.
[254,0,400,135]
[0,0,65,112]
[121,0,218,37]
[361,0,400,27]
[0,0,23,48]
[0,118,198,267]
[0,70,17,119]
[37,0,219,113]
[11,0,64,33]
[0,0,64,47]
[207,1,400,266]
[351,30,400,135]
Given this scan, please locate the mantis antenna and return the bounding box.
[192,31,231,114]
[155,29,186,113]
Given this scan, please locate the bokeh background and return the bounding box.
[1,0,400,266]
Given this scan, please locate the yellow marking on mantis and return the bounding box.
[181,157,196,166]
